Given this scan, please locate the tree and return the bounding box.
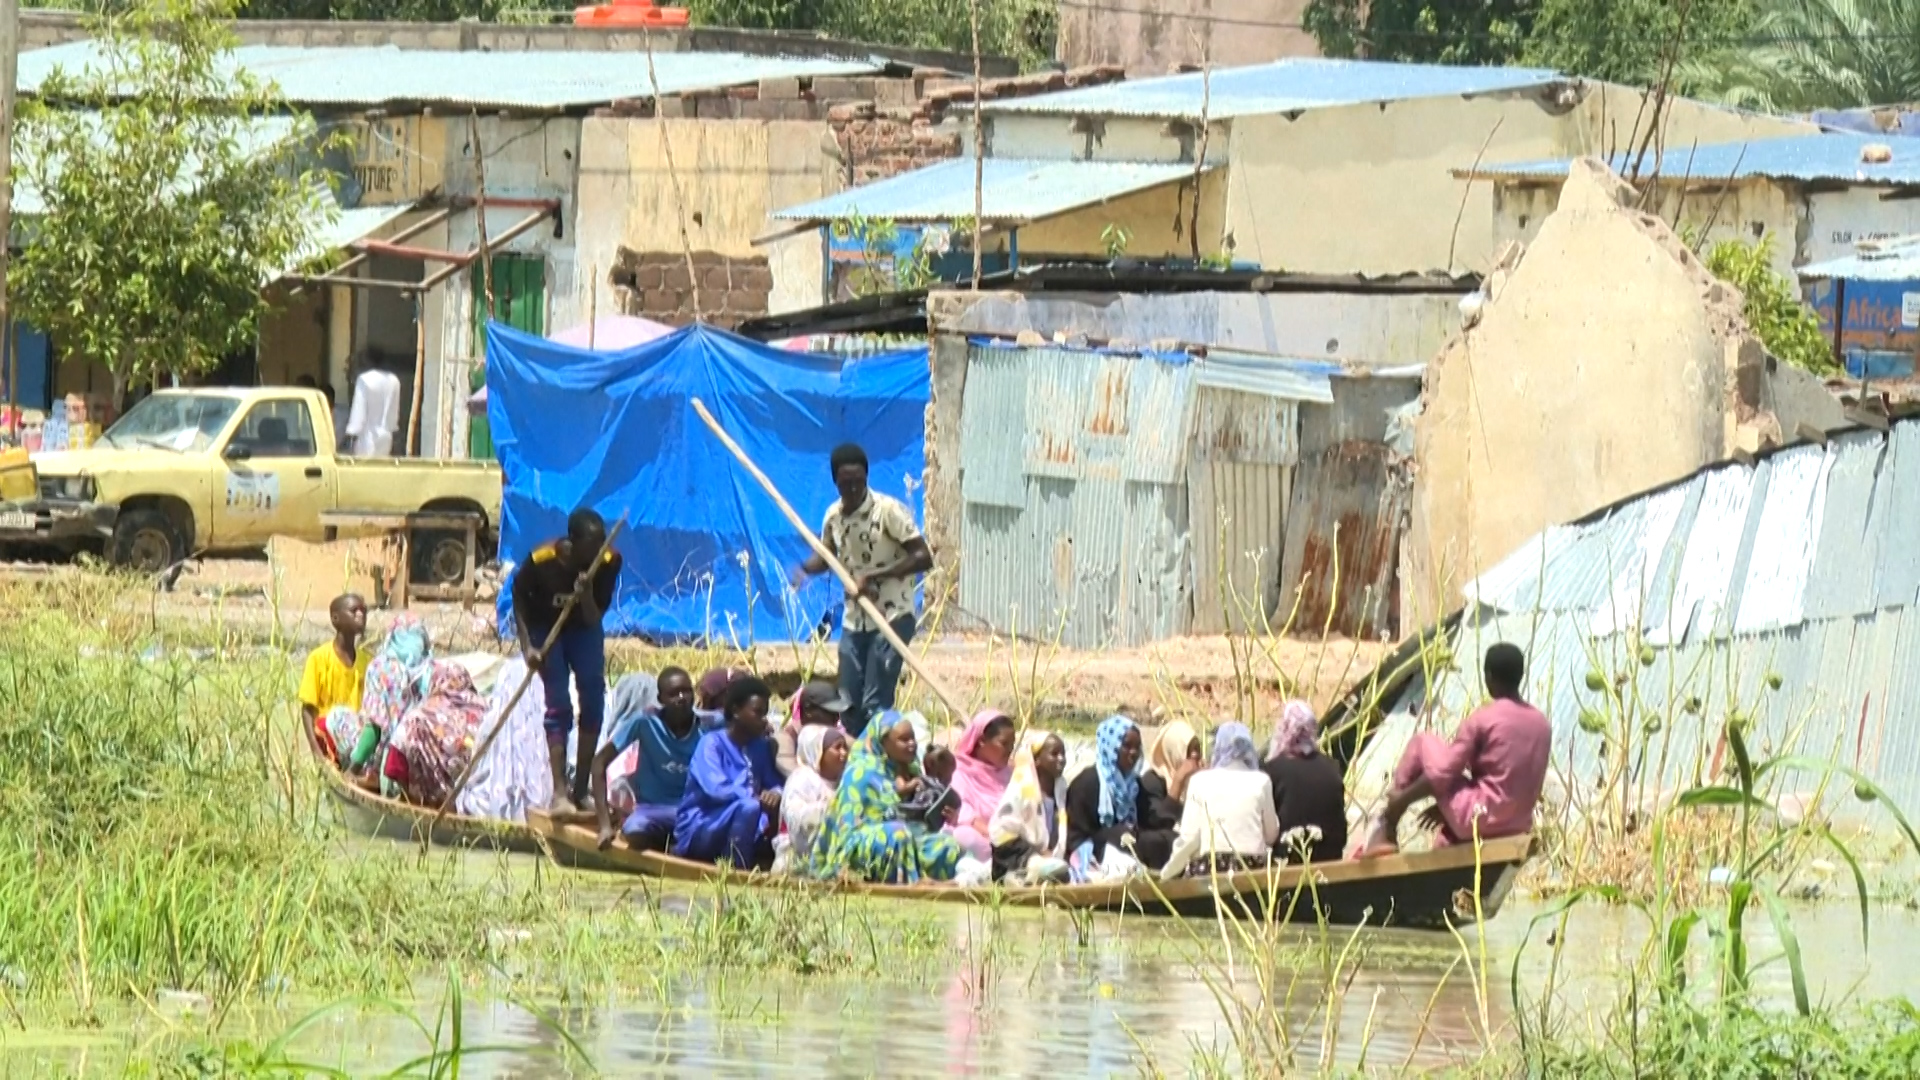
[12,0,337,408]
[1703,235,1839,376]
[1679,0,1920,110]
[1523,0,1756,88]
[1301,0,1533,66]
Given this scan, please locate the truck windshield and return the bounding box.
[98,394,242,452]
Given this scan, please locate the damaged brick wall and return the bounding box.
[828,66,1125,186]
[596,68,1128,189]
[610,250,772,331]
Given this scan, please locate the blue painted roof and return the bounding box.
[18,41,883,111]
[983,58,1563,121]
[1476,131,1920,186]
[773,157,1211,225]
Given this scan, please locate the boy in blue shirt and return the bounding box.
[591,666,712,851]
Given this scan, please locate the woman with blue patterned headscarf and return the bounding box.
[804,710,962,884]
[1062,715,1177,881]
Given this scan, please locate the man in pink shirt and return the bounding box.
[1359,642,1551,857]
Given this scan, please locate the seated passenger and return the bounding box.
[774,726,849,873]
[1359,643,1551,857]
[301,593,369,765]
[592,667,709,852]
[1064,715,1177,880]
[1140,719,1200,834]
[385,663,489,807]
[947,710,1018,862]
[1262,700,1348,863]
[774,680,849,778]
[899,744,960,832]
[807,710,962,884]
[354,614,435,793]
[1162,722,1279,879]
[673,676,783,869]
[989,731,1070,884]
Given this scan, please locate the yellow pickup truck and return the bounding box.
[4,386,502,577]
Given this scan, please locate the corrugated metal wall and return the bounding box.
[1278,441,1405,639]
[1188,387,1298,633]
[1403,423,1920,812]
[957,343,1198,648]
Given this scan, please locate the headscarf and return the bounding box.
[949,709,1015,826]
[1271,700,1321,760]
[1094,715,1140,828]
[990,729,1064,852]
[361,613,434,733]
[783,725,844,833]
[609,672,660,727]
[1210,722,1260,771]
[1147,719,1197,783]
[696,666,748,708]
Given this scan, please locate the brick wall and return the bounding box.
[610,249,772,330]
[594,66,1127,188]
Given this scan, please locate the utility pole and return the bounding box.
[0,0,18,428]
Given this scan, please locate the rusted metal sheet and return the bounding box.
[957,346,1027,509]
[1279,441,1406,639]
[1189,460,1290,633]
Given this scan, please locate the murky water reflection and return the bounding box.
[10,877,1920,1076]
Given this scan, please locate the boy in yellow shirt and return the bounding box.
[301,593,369,762]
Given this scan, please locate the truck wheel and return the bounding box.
[111,510,184,574]
[411,529,471,587]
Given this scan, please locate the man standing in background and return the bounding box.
[513,507,623,814]
[790,443,931,738]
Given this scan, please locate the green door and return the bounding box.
[471,254,546,460]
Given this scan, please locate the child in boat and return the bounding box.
[899,744,959,834]
[591,667,714,852]
[1356,643,1550,857]
[300,593,369,765]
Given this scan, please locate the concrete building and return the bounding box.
[1055,0,1318,78]
[11,37,1000,457]
[1407,159,1848,628]
[772,59,1812,286]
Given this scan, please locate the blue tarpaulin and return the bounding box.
[486,322,929,644]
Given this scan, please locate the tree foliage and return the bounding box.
[1302,0,1533,65]
[1522,0,1755,87]
[1678,0,1920,111]
[12,0,337,406]
[1703,235,1839,376]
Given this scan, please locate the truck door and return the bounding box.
[213,398,331,546]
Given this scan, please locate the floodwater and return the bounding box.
[9,871,1920,1077]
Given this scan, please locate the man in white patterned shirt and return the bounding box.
[790,443,932,737]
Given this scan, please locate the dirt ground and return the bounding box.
[66,555,1394,726]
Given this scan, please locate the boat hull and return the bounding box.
[527,810,1531,926]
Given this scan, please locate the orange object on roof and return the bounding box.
[574,0,690,27]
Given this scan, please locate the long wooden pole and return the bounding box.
[690,397,968,720]
[432,513,629,830]
[0,0,19,428]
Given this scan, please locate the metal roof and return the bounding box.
[1474,131,1920,187]
[1397,416,1920,815]
[1799,246,1920,281]
[18,41,884,111]
[772,157,1212,226]
[983,58,1563,121]
[274,202,417,282]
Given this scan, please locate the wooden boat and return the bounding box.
[305,721,621,870]
[526,809,1533,927]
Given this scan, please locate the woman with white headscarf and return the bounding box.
[773,725,850,873]
[1261,700,1348,863]
[1161,722,1279,880]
